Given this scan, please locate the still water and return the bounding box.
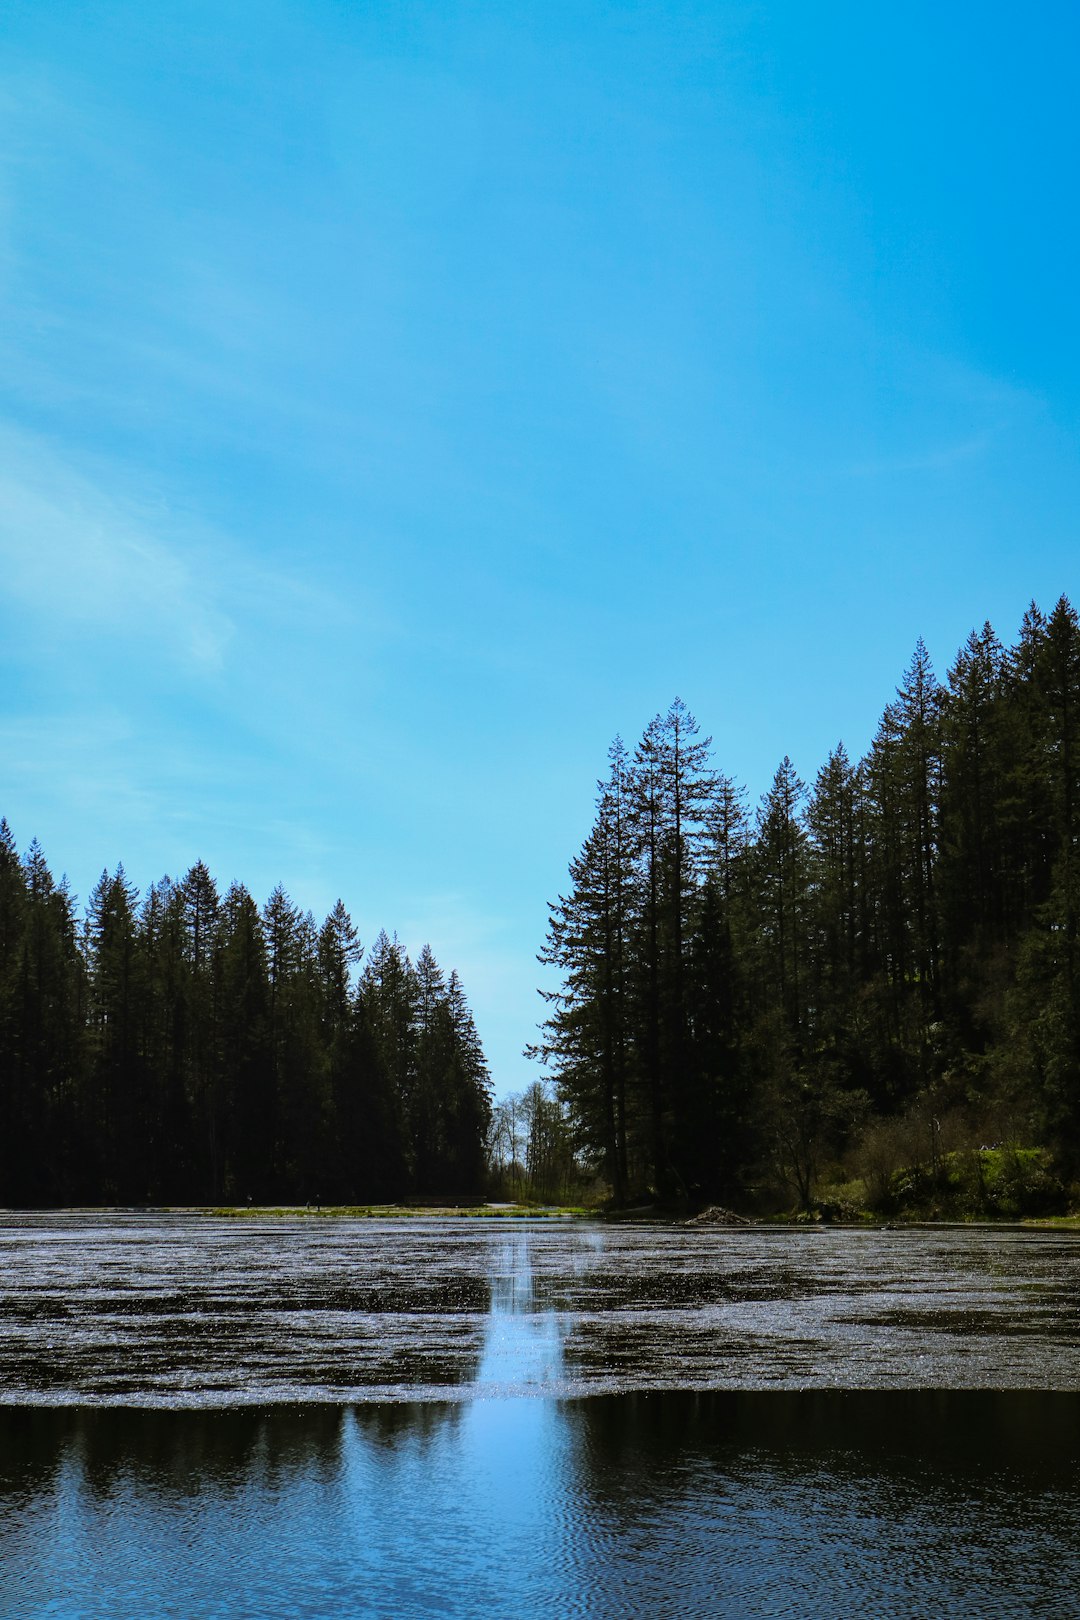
[2,1216,1079,1617]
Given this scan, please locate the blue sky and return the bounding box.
[2,1,1078,1096]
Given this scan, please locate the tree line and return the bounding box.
[534,597,1080,1209]
[0,839,492,1206]
[487,1082,581,1205]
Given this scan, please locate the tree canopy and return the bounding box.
[533,598,1080,1208]
[0,840,491,1207]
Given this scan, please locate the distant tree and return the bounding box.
[486,1082,576,1203]
[522,1080,577,1202]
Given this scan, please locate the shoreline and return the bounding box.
[2,1203,1078,1229]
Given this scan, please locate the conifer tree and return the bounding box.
[360,931,417,1189]
[628,700,715,1195]
[216,883,272,1199]
[752,756,809,1038]
[0,820,28,1202]
[16,841,84,1202]
[804,744,866,1083]
[533,739,637,1201]
[439,968,493,1194]
[84,865,143,1198]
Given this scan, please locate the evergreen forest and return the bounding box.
[0,839,492,1207]
[534,597,1080,1215]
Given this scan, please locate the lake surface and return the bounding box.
[2,1215,1079,1617]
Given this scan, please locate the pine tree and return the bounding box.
[752,756,809,1038]
[360,931,418,1189]
[179,862,221,1197]
[682,871,751,1198]
[412,944,449,1189]
[84,865,143,1198]
[533,739,637,1201]
[938,622,1011,1054]
[138,877,189,1199]
[216,883,272,1199]
[16,841,85,1202]
[263,893,325,1198]
[0,820,28,1202]
[804,744,867,1084]
[629,700,715,1196]
[1018,599,1080,1150]
[860,645,945,1106]
[440,969,493,1195]
[895,640,945,1025]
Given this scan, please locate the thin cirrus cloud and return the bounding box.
[0,424,233,671]
[0,421,377,687]
[1,1,1078,1102]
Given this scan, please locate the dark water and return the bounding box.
[2,1216,1080,1617]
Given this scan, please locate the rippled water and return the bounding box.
[2,1213,1079,1402]
[2,1215,1079,1617]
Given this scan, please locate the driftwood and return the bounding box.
[684,1205,752,1227]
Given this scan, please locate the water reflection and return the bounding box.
[2,1394,1079,1619]
[4,1212,1080,1616]
[558,1392,1080,1619]
[475,1228,568,1390]
[0,1404,345,1501]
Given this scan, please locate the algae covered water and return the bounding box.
[2,1215,1079,1617]
[2,1213,1079,1401]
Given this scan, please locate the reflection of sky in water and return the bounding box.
[3,1394,1080,1619]
[476,1230,567,1392]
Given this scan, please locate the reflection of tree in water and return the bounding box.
[550,1391,1080,1620]
[349,1400,464,1450]
[0,1399,478,1510]
[0,1407,346,1504]
[0,1408,69,1500]
[560,1388,1080,1488]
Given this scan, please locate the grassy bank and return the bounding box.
[196,1202,591,1219]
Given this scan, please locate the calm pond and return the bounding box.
[2,1215,1079,1617]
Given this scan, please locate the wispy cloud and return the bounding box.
[833,352,1046,482]
[0,420,369,680]
[0,424,234,669]
[842,431,993,478]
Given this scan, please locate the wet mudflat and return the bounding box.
[3,1216,1080,1617]
[0,1213,1078,1402]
